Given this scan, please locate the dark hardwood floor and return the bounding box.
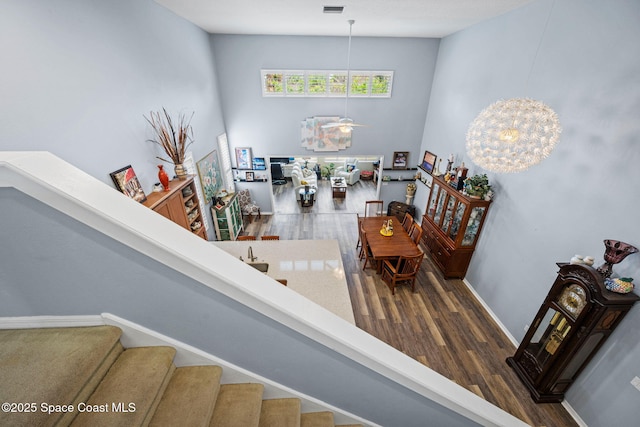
[242,179,578,427]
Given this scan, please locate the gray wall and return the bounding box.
[420,0,640,425]
[210,34,438,165]
[0,0,225,192]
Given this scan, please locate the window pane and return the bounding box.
[285,73,305,95]
[350,74,370,95]
[328,73,347,95]
[372,74,391,95]
[307,73,327,94]
[264,72,283,94]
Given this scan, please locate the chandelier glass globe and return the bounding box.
[466,98,561,173]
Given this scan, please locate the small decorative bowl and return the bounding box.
[604,278,634,294]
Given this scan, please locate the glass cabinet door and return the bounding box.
[433,190,447,226]
[441,196,457,234]
[462,207,486,246]
[427,183,440,219]
[449,201,467,240]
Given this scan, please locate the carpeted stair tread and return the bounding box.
[301,411,335,427]
[259,398,301,427]
[210,383,264,427]
[0,325,123,427]
[70,346,176,427]
[149,365,223,427]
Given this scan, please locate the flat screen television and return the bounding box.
[269,157,292,165]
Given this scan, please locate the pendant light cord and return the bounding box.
[344,19,354,118]
[525,0,556,94]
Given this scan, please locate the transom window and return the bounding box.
[261,70,393,98]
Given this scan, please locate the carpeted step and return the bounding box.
[259,398,301,427]
[301,411,335,427]
[300,411,335,427]
[210,383,264,427]
[149,365,223,427]
[70,346,176,427]
[0,325,123,427]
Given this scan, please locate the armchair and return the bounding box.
[237,189,261,222]
[334,159,361,185]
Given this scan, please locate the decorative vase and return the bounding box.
[157,165,169,191]
[596,239,638,278]
[174,163,187,180]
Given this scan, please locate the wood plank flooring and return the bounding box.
[243,179,578,427]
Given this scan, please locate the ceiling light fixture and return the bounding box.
[322,19,365,133]
[465,1,561,173]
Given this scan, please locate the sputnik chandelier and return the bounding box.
[465,98,561,173]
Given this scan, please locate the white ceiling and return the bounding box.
[155,0,535,38]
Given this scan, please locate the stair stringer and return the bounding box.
[0,313,377,427]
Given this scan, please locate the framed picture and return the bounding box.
[196,150,222,204]
[421,150,437,175]
[109,165,146,203]
[392,151,409,169]
[252,157,266,170]
[235,147,253,169]
[245,171,255,182]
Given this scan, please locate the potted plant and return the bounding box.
[145,108,194,180]
[321,163,335,179]
[463,174,492,199]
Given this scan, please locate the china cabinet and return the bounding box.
[421,175,491,278]
[507,263,639,402]
[143,177,207,240]
[211,192,243,240]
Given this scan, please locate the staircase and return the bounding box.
[0,326,364,427]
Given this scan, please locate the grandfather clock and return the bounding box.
[507,263,639,403]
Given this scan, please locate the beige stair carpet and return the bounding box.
[150,365,222,427]
[210,383,264,427]
[0,326,123,427]
[259,398,301,427]
[301,411,335,427]
[70,346,176,427]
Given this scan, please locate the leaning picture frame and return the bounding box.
[392,151,409,169]
[245,171,255,182]
[235,147,253,170]
[420,150,437,175]
[109,165,146,203]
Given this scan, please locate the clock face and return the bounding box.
[558,284,587,318]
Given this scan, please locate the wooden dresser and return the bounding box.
[143,176,207,240]
[421,175,491,278]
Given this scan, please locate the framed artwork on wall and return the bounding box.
[245,171,255,182]
[109,165,146,203]
[420,150,437,174]
[196,150,222,204]
[235,147,253,169]
[392,151,409,169]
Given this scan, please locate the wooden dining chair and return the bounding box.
[275,279,288,286]
[402,212,414,232]
[360,231,377,271]
[381,250,424,295]
[355,213,363,250]
[237,235,256,241]
[261,235,280,240]
[408,222,423,245]
[364,200,384,217]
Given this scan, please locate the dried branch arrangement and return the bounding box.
[145,108,194,165]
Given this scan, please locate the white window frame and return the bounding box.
[261,69,393,98]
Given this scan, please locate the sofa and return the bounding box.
[333,158,361,185]
[291,163,318,189]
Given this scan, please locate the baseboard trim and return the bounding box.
[0,315,104,329]
[461,278,587,427]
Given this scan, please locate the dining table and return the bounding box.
[360,215,421,272]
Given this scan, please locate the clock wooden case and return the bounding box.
[507,263,639,403]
